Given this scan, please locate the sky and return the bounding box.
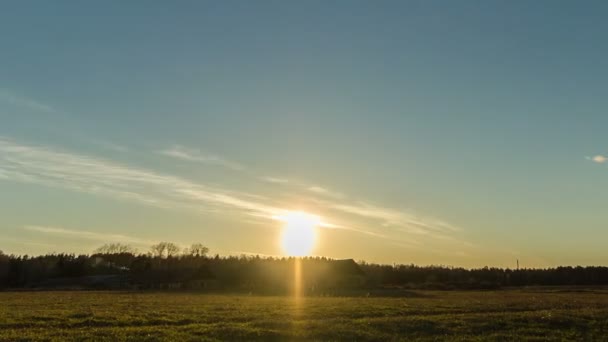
[2,1,608,267]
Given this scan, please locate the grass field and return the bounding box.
[2,289,608,341]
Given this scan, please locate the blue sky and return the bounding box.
[2,1,608,267]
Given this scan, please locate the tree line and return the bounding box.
[3,243,608,291]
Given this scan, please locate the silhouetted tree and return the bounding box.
[150,242,181,258]
[0,250,9,288]
[185,243,209,257]
[6,243,608,291]
[95,243,136,254]
[166,243,181,257]
[150,243,166,258]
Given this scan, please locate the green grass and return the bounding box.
[2,289,608,341]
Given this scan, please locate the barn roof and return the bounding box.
[330,259,365,276]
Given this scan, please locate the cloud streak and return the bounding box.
[23,225,152,245]
[92,140,129,153]
[0,137,283,219]
[0,88,57,113]
[159,145,244,171]
[1,137,463,245]
[322,201,459,236]
[0,236,55,248]
[261,176,289,184]
[307,185,344,199]
[589,155,607,164]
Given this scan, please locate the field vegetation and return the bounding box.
[2,289,608,341]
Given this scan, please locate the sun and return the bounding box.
[276,211,320,256]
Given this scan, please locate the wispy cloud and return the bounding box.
[92,140,128,153]
[159,145,244,171]
[262,177,344,200]
[0,236,55,248]
[261,176,289,184]
[307,186,344,199]
[588,155,607,164]
[23,225,152,245]
[0,88,57,113]
[322,201,460,237]
[230,250,283,258]
[323,223,391,240]
[261,174,461,241]
[1,136,463,246]
[0,137,283,219]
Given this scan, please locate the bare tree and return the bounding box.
[95,243,136,254]
[187,243,209,257]
[150,242,181,258]
[95,244,109,254]
[150,242,167,258]
[165,242,181,257]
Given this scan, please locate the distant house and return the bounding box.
[319,259,366,289]
[92,256,131,272]
[328,259,366,287]
[298,259,366,292]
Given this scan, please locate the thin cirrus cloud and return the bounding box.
[589,155,607,164]
[261,176,289,184]
[0,236,55,248]
[307,186,344,199]
[323,201,460,237]
[23,225,152,245]
[91,140,129,153]
[0,136,462,243]
[159,145,244,171]
[262,176,343,199]
[0,88,57,114]
[0,137,283,219]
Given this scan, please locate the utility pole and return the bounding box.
[517,259,519,270]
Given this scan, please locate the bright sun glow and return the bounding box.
[277,211,320,256]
